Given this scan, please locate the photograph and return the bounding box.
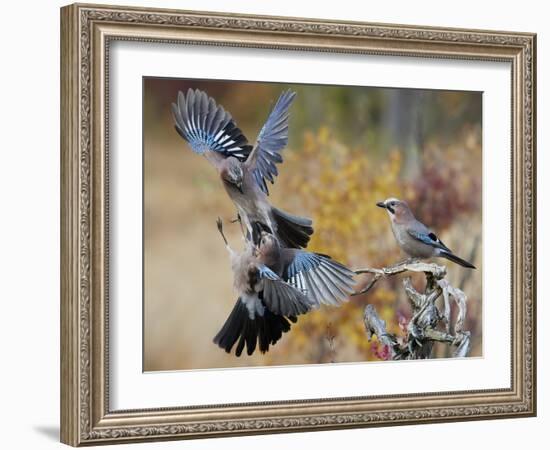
[143,78,483,371]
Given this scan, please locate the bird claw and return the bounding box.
[216,217,228,245]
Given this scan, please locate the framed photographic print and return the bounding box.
[60,3,537,446]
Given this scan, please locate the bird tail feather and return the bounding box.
[213,299,296,356]
[439,251,476,269]
[271,206,314,249]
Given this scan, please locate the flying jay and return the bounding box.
[256,231,356,308]
[376,197,476,269]
[213,219,355,356]
[172,88,313,248]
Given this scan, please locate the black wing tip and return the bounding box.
[271,89,297,113]
[461,260,477,269]
[281,89,297,100]
[175,88,213,108]
[440,251,477,269]
[174,124,186,140]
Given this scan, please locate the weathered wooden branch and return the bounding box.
[363,304,399,359]
[356,260,471,360]
[354,260,446,296]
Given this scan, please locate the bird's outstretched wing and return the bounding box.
[245,90,297,195]
[283,251,356,307]
[172,89,252,162]
[258,265,313,316]
[407,228,451,252]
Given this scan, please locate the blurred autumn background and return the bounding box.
[143,77,482,371]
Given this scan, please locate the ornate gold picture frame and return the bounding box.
[60,3,536,446]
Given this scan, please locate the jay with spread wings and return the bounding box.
[172,88,313,248]
[213,219,355,356]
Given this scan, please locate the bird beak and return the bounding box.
[376,201,386,209]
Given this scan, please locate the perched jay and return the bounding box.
[172,88,313,248]
[213,218,314,356]
[213,220,355,356]
[376,197,476,269]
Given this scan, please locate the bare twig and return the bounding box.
[353,261,446,296]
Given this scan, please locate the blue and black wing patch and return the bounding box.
[248,90,297,194]
[407,229,451,252]
[284,251,355,307]
[259,265,313,317]
[172,89,252,162]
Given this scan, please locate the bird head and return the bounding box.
[221,157,244,193]
[376,197,413,222]
[256,231,280,260]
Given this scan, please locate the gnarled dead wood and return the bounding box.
[355,260,471,360]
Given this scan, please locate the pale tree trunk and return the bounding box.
[383,90,425,180]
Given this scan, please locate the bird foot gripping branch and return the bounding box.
[355,261,471,360]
